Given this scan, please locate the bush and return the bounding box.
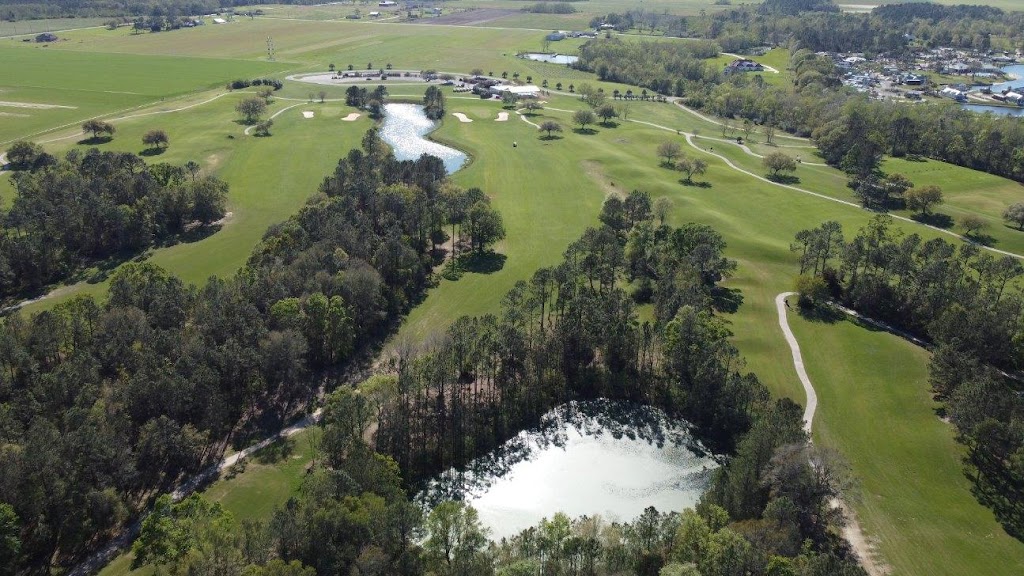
[794,274,829,307]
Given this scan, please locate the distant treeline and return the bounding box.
[523,2,577,14]
[589,2,1022,54]
[0,0,320,21]
[794,216,1024,540]
[0,130,505,573]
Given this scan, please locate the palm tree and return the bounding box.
[526,75,532,83]
[512,71,520,80]
[329,63,336,72]
[502,71,508,79]
[347,64,353,71]
[556,82,563,90]
[386,62,393,70]
[542,79,549,88]
[613,89,620,99]
[568,84,575,93]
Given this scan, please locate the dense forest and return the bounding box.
[0,131,507,573]
[107,190,863,576]
[0,147,227,300]
[792,216,1024,539]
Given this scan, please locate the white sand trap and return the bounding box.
[341,112,361,121]
[495,111,509,121]
[452,112,473,123]
[0,100,76,110]
[302,111,315,119]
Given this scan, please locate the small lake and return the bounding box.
[418,400,720,541]
[961,103,1024,117]
[523,52,579,65]
[976,64,1024,95]
[379,103,467,174]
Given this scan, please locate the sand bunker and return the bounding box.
[341,112,361,121]
[0,100,76,110]
[452,112,473,123]
[302,111,315,119]
[495,111,509,121]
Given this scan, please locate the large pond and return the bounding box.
[418,400,720,541]
[523,52,579,65]
[379,103,467,174]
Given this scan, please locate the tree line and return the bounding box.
[0,147,226,300]
[0,130,504,573]
[588,2,1023,54]
[792,216,1024,540]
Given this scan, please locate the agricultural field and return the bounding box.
[6,9,1024,576]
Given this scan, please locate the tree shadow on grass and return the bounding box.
[964,232,997,247]
[967,462,1024,542]
[600,121,620,129]
[441,251,506,281]
[796,303,844,324]
[680,179,711,188]
[538,134,563,141]
[712,286,744,314]
[139,147,166,157]
[573,127,598,135]
[767,174,800,185]
[77,136,113,146]
[256,435,295,464]
[911,212,954,228]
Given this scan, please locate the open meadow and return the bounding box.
[6,10,1024,576]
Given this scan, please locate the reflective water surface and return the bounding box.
[379,103,467,174]
[418,400,721,540]
[523,52,579,65]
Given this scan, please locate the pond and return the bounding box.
[975,64,1024,95]
[418,400,720,541]
[379,103,467,174]
[961,103,1024,117]
[522,52,579,65]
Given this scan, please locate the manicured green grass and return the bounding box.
[791,312,1024,575]
[205,428,322,522]
[0,17,109,36]
[18,90,372,313]
[0,43,288,143]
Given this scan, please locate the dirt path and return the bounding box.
[775,292,889,575]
